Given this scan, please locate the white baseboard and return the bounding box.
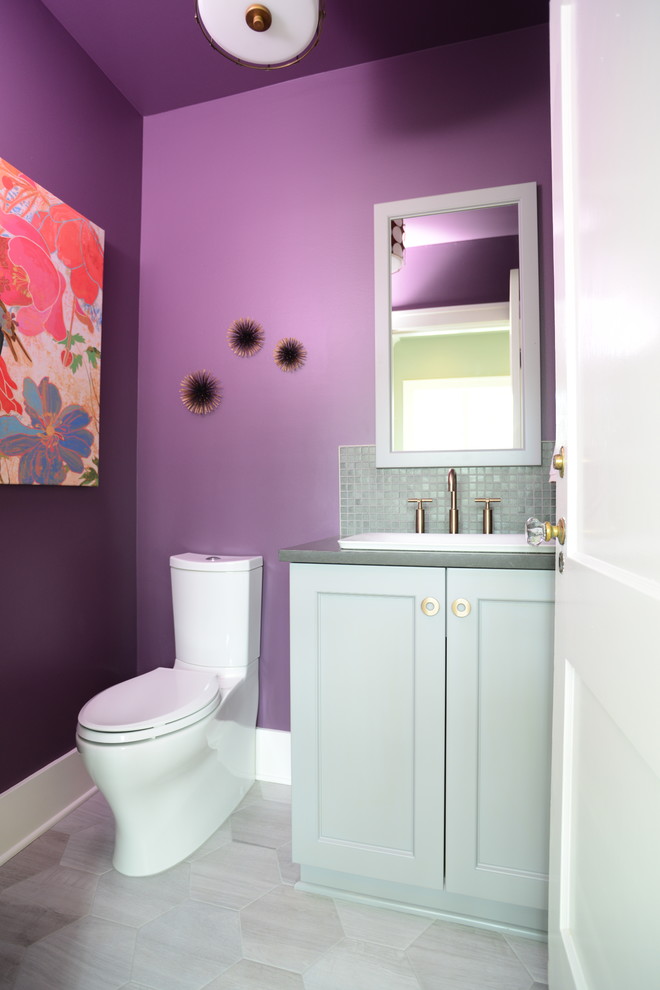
[0,750,96,866]
[256,728,291,785]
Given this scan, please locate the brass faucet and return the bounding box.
[448,468,459,534]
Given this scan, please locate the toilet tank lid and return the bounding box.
[170,552,263,572]
[78,667,220,732]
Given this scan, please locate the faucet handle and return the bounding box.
[408,498,432,535]
[475,497,501,535]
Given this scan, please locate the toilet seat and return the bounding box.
[77,667,221,745]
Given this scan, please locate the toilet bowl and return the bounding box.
[76,552,262,876]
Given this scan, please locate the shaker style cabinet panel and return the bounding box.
[445,568,554,910]
[289,563,446,888]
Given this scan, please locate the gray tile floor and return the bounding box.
[0,783,548,990]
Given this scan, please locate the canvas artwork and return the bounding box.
[0,158,104,485]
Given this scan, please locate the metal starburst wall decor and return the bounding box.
[274,337,307,372]
[180,369,222,415]
[227,317,265,358]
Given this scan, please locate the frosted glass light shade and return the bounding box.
[196,0,323,68]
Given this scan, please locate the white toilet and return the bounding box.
[76,552,262,876]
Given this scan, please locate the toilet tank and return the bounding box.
[170,553,263,669]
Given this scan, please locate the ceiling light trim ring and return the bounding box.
[195,1,326,71]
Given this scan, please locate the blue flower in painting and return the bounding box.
[0,377,93,484]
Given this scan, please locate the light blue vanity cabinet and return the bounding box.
[286,548,554,932]
[289,563,446,889]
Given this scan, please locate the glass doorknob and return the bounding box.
[526,516,566,545]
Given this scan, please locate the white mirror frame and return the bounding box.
[374,182,541,467]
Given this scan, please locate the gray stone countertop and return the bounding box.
[279,536,556,570]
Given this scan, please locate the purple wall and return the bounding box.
[138,26,554,732]
[393,236,520,310]
[0,0,142,791]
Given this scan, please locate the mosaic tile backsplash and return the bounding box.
[339,442,556,538]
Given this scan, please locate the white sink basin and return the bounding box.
[338,533,553,552]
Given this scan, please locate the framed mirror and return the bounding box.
[374,183,541,467]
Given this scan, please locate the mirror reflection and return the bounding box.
[391,205,520,453]
[374,184,541,467]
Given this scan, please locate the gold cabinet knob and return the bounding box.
[451,598,471,618]
[421,597,440,616]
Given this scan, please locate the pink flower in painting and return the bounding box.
[0,211,67,342]
[0,355,21,414]
[41,204,104,307]
[0,166,103,344]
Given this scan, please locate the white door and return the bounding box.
[549,1,660,987]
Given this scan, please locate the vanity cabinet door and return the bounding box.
[290,563,446,888]
[445,567,554,910]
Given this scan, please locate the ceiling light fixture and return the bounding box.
[195,0,325,70]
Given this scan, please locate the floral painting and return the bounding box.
[0,159,103,485]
